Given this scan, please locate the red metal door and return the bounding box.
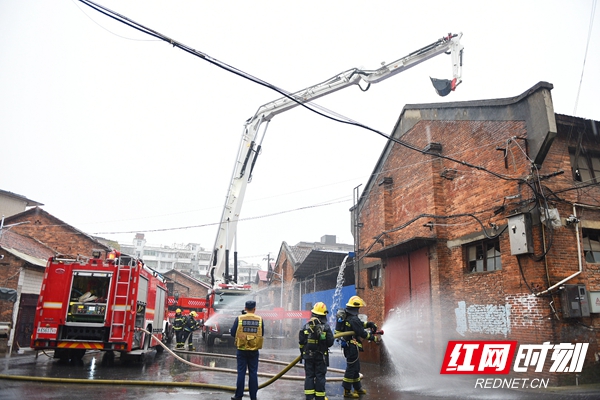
[384,247,431,318]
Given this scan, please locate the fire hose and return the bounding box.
[0,329,383,393]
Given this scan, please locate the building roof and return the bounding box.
[3,207,111,252]
[0,189,43,207]
[0,229,55,267]
[162,268,211,289]
[255,270,268,283]
[356,81,557,213]
[292,249,350,279]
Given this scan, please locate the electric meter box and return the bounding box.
[561,284,590,318]
[588,291,600,313]
[508,213,534,255]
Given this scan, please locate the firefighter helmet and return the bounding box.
[190,311,197,317]
[176,308,182,313]
[346,296,366,308]
[311,302,328,316]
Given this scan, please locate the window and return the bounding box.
[369,266,382,287]
[466,238,501,273]
[570,152,600,183]
[582,229,600,263]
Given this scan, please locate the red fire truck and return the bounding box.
[201,283,252,347]
[31,250,169,364]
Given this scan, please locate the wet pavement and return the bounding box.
[1,336,600,399]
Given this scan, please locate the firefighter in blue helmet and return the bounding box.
[230,300,264,400]
[173,308,186,349]
[339,296,379,398]
[299,302,334,400]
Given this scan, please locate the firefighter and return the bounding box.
[173,308,186,349]
[299,302,334,400]
[230,300,264,400]
[182,310,200,351]
[339,296,379,398]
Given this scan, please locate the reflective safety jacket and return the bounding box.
[184,315,200,332]
[173,313,186,331]
[233,312,264,351]
[299,315,334,363]
[341,308,373,351]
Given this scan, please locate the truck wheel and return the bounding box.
[207,333,215,347]
[102,351,115,367]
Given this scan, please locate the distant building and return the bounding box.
[118,233,261,284]
[119,233,211,281]
[269,235,355,337]
[0,189,43,219]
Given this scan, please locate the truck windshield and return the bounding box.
[213,292,249,311]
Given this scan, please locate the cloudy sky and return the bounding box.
[1,0,598,268]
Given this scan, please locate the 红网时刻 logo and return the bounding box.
[440,341,588,374]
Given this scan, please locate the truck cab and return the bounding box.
[202,286,252,347]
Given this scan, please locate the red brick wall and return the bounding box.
[7,208,109,257]
[356,118,600,382]
[163,271,208,299]
[0,253,21,322]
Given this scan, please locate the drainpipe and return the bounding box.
[536,204,583,296]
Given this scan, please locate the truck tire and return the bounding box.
[102,351,115,367]
[206,333,215,347]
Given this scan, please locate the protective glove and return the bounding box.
[366,321,377,331]
[320,332,326,340]
[340,340,348,348]
[373,335,381,343]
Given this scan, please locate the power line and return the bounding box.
[573,0,598,115]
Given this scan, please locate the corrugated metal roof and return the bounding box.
[292,249,350,279]
[3,247,47,267]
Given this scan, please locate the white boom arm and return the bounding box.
[209,33,464,286]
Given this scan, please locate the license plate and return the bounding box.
[37,327,57,334]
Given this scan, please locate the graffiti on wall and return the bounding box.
[455,301,512,336]
[455,294,544,336]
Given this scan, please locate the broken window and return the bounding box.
[369,265,382,288]
[582,229,600,263]
[570,151,600,183]
[465,238,501,273]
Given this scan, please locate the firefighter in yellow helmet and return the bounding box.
[173,308,186,349]
[339,296,379,398]
[182,310,200,351]
[299,302,334,400]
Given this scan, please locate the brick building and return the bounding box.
[268,236,355,337]
[352,81,600,384]
[162,268,211,300]
[1,206,112,353]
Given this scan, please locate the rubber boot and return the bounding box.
[344,389,359,398]
[355,388,367,395]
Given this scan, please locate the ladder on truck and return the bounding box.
[109,261,133,342]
